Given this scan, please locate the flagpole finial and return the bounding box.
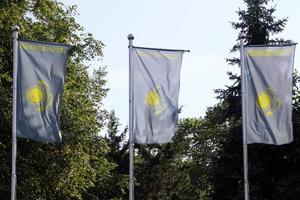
[128,33,134,41]
[12,25,19,32]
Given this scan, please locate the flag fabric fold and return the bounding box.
[16,40,70,143]
[243,44,296,145]
[132,47,183,144]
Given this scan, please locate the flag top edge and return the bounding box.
[245,43,297,48]
[18,38,72,48]
[132,46,189,52]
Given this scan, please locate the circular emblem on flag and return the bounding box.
[26,80,53,111]
[145,86,167,116]
[27,87,45,103]
[257,88,281,117]
[146,90,161,107]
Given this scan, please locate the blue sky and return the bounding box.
[60,0,300,127]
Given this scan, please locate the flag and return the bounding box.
[243,44,296,145]
[132,47,184,144]
[16,40,70,143]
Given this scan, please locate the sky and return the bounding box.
[60,0,300,128]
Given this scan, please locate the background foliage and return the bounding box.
[0,0,300,199]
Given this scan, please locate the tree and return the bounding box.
[211,0,300,199]
[134,118,217,200]
[0,1,114,199]
[84,110,129,200]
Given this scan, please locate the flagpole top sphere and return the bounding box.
[12,25,19,32]
[128,34,134,40]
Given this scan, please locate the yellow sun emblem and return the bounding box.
[257,91,271,109]
[145,86,167,116]
[146,90,161,107]
[27,87,45,104]
[26,80,53,111]
[257,88,281,117]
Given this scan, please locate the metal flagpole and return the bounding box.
[11,25,19,200]
[128,33,135,200]
[239,32,249,200]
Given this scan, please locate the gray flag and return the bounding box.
[244,45,296,145]
[16,40,70,143]
[132,47,184,144]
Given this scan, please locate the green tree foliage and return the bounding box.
[211,0,300,199]
[0,0,114,199]
[134,118,218,200]
[84,110,129,200]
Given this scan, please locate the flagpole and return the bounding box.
[239,32,249,200]
[128,33,135,200]
[11,25,19,200]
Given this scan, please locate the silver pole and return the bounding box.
[239,32,249,200]
[11,25,19,200]
[128,33,134,200]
